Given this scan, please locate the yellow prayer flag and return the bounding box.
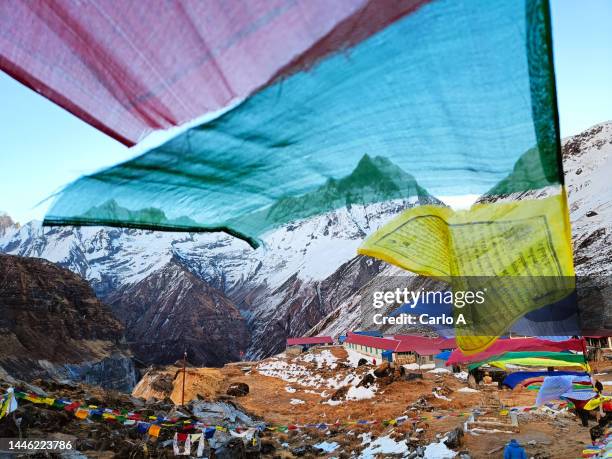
[359,193,573,279]
[358,192,575,354]
[584,396,611,411]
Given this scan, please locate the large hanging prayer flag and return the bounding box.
[41,0,562,247]
[18,0,576,351]
[359,193,576,353]
[358,194,573,280]
[349,1,574,354]
[1,0,427,145]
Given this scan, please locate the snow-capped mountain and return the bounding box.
[563,122,612,274]
[309,123,612,339]
[1,123,610,360]
[0,157,440,361]
[562,122,612,333]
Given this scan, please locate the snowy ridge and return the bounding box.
[1,122,610,358]
[0,197,421,296]
[0,196,429,360]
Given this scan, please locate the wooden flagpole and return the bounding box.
[181,350,187,406]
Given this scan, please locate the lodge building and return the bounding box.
[342,332,455,366]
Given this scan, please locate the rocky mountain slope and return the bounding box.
[0,254,136,390]
[1,122,610,360]
[105,258,249,366]
[0,213,18,237]
[560,122,612,332]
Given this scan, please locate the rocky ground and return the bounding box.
[3,346,608,458]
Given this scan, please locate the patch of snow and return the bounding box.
[454,371,468,381]
[302,349,338,369]
[345,348,375,367]
[289,398,305,405]
[469,428,516,434]
[360,434,409,458]
[314,441,339,453]
[403,363,435,371]
[423,438,457,458]
[285,386,296,393]
[346,385,376,401]
[457,387,479,393]
[428,368,451,374]
[257,357,362,389]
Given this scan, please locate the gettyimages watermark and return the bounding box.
[353,275,610,337]
[371,288,486,326]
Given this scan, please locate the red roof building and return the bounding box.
[343,333,400,351]
[393,335,456,354]
[343,333,457,365]
[286,336,334,346]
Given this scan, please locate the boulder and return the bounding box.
[214,437,247,459]
[260,439,276,454]
[292,445,324,456]
[357,373,375,388]
[226,382,250,397]
[150,373,174,394]
[444,427,464,449]
[403,372,423,381]
[373,362,391,378]
[331,385,350,401]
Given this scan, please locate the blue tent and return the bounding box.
[354,330,383,338]
[502,371,588,389]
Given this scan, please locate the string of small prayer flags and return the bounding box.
[10,390,250,439]
[3,389,573,437]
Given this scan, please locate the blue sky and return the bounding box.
[1,1,611,225]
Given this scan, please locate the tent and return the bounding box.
[446,338,585,367]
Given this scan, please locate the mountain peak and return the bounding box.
[0,213,19,235]
[235,154,437,234]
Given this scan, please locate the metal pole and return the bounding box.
[580,336,591,374]
[181,351,187,406]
